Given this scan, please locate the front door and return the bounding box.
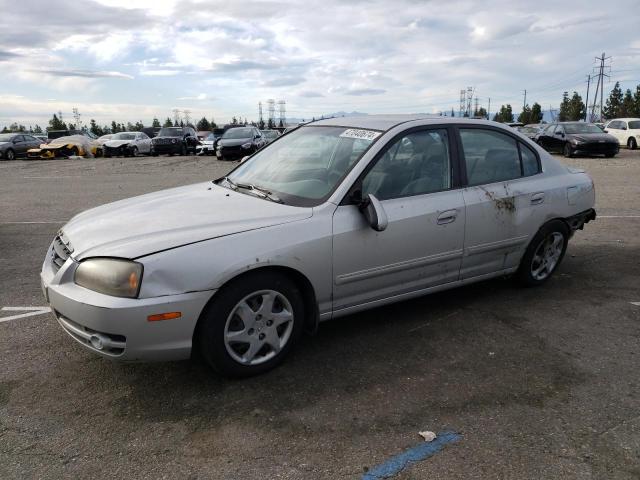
[332,127,465,312]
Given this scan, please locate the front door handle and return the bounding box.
[437,209,458,225]
[530,192,545,205]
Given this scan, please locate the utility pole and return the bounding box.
[487,98,491,120]
[459,90,466,118]
[474,97,479,116]
[585,75,591,122]
[522,90,527,110]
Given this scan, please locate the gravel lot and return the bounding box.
[1,150,639,479]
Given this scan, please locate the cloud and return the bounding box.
[262,77,306,87]
[30,68,134,80]
[140,69,182,76]
[177,93,208,101]
[0,50,21,61]
[345,88,387,96]
[297,90,325,98]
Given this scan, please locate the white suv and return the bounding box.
[604,118,640,150]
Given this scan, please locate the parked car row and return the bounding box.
[534,122,619,158]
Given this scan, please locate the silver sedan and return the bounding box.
[41,116,596,377]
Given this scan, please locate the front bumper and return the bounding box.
[41,250,214,362]
[572,142,619,156]
[217,146,250,160]
[152,143,182,155]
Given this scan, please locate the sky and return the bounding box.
[0,0,639,129]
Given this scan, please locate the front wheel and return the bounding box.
[180,144,187,156]
[563,143,573,158]
[517,220,569,286]
[131,146,138,157]
[5,149,15,160]
[197,271,305,378]
[628,138,637,150]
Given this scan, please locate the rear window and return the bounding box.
[460,129,540,185]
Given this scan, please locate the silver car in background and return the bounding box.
[41,115,595,377]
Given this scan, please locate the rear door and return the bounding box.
[332,127,465,312]
[458,127,545,278]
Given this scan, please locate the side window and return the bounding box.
[520,143,540,177]
[608,121,620,129]
[362,129,451,200]
[554,125,564,135]
[460,129,521,185]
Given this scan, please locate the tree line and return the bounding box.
[490,81,640,124]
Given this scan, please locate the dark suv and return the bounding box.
[216,127,267,161]
[151,126,198,156]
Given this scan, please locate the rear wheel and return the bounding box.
[197,271,305,377]
[627,138,637,150]
[517,220,569,286]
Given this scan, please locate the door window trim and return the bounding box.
[340,124,463,205]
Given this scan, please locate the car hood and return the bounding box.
[218,138,252,147]
[104,140,133,148]
[63,182,312,260]
[569,132,618,143]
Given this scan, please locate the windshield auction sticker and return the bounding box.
[339,129,382,141]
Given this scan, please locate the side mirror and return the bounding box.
[359,193,388,232]
[622,126,627,130]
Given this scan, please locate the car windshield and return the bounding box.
[112,133,136,140]
[223,128,253,139]
[262,131,278,138]
[564,123,603,134]
[518,127,538,134]
[628,121,640,129]
[0,134,16,142]
[222,126,379,206]
[158,128,183,137]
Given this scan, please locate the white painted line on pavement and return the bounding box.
[598,215,640,218]
[0,307,52,323]
[631,302,640,307]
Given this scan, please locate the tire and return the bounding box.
[180,144,187,156]
[5,149,15,161]
[563,143,573,158]
[131,146,138,157]
[605,153,616,158]
[68,146,79,157]
[95,148,103,158]
[517,220,569,287]
[628,138,637,150]
[197,271,305,378]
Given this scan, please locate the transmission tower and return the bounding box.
[466,87,474,117]
[474,97,479,117]
[183,109,191,126]
[72,107,82,129]
[267,99,275,127]
[172,109,180,125]
[459,90,466,117]
[590,52,611,123]
[277,100,286,127]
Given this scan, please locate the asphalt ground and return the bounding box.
[1,150,639,479]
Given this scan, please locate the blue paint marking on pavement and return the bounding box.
[362,431,461,479]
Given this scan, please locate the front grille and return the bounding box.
[221,145,243,156]
[51,231,74,272]
[154,138,178,145]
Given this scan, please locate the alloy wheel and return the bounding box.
[223,290,294,366]
[530,232,564,281]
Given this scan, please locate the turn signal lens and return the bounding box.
[147,312,182,322]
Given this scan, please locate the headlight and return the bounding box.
[74,258,143,298]
[241,142,252,149]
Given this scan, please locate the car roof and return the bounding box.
[309,114,499,132]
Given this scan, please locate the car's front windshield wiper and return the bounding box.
[222,177,283,204]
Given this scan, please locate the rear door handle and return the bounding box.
[530,192,545,205]
[437,209,458,225]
